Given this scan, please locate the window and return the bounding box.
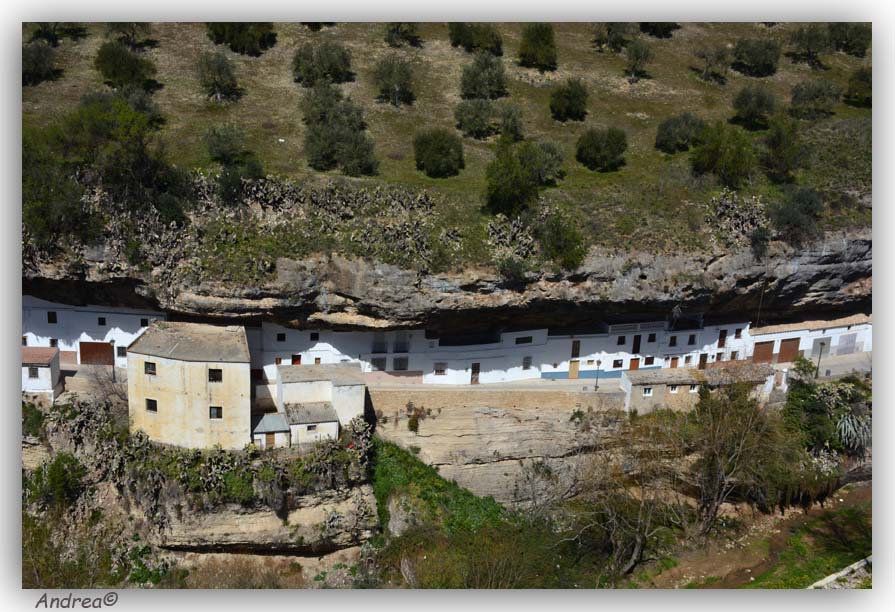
[522,356,533,370]
[612,359,623,368]
[209,368,223,382]
[28,366,39,379]
[49,338,58,348]
[141,318,149,327]
[310,332,319,341]
[276,333,286,342]
[647,333,656,343]
[571,340,580,358]
[116,346,126,358]
[209,406,222,419]
[393,356,409,371]
[669,335,677,347]
[97,317,106,326]
[731,351,739,360]
[314,357,321,365]
[371,357,387,371]
[669,385,679,394]
[434,362,447,376]
[689,385,698,393]
[307,424,317,432]
[586,359,595,365]
[617,335,626,346]
[22,336,27,346]
[275,357,282,365]
[688,334,696,345]
[515,336,533,345]
[251,369,264,382]
[146,398,157,412]
[372,332,388,354]
[644,356,654,366]
[716,352,724,362]
[144,361,156,375]
[47,311,57,324]
[734,328,742,339]
[684,355,692,364]
[642,387,653,397]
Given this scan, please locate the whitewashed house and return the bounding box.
[748,315,872,364]
[22,346,62,403]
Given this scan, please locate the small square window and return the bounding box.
[276,333,286,342]
[28,366,39,379]
[644,356,654,366]
[688,334,696,346]
[141,318,149,327]
[146,398,158,412]
[22,336,27,346]
[515,336,533,345]
[275,357,283,365]
[670,385,679,394]
[731,351,739,360]
[49,338,58,348]
[314,357,321,365]
[522,356,533,370]
[684,355,692,364]
[617,336,626,346]
[371,357,387,371]
[586,359,595,365]
[434,362,447,376]
[307,424,317,432]
[209,406,222,419]
[310,332,319,341]
[47,311,57,324]
[116,346,126,358]
[144,361,156,375]
[734,328,742,339]
[612,359,623,368]
[393,356,409,371]
[209,368,223,382]
[669,336,677,347]
[716,352,724,362]
[98,317,106,326]
[642,387,653,397]
[689,385,698,393]
[647,333,656,343]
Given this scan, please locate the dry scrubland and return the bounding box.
[23,22,871,252]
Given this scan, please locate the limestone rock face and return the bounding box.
[24,230,871,333]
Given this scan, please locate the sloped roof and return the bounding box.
[22,347,59,367]
[277,363,364,386]
[750,314,871,337]
[285,402,340,425]
[624,362,774,386]
[251,412,289,434]
[128,322,250,363]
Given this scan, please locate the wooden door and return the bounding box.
[718,329,727,348]
[265,433,275,449]
[291,354,302,365]
[569,360,580,379]
[629,358,640,371]
[632,334,641,354]
[698,354,708,370]
[79,341,113,365]
[470,363,480,384]
[752,341,774,363]
[778,338,800,363]
[670,356,679,369]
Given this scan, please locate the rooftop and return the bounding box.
[277,363,365,386]
[22,346,59,366]
[624,362,775,386]
[285,402,340,425]
[127,322,250,363]
[251,412,289,434]
[750,314,871,337]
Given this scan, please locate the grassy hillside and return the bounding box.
[22,22,871,255]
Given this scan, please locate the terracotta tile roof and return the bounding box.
[128,322,250,363]
[750,314,871,337]
[22,347,59,366]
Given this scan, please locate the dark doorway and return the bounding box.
[632,334,641,354]
[698,354,708,370]
[471,363,480,385]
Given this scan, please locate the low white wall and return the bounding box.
[290,422,339,446]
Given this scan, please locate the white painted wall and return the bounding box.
[22,361,59,394]
[290,422,339,445]
[252,431,290,449]
[749,323,872,360]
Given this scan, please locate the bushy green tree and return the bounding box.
[301,83,377,176]
[460,51,507,99]
[654,112,706,153]
[517,140,565,186]
[536,210,586,270]
[592,23,633,52]
[828,23,871,57]
[106,22,151,50]
[762,113,806,183]
[518,23,557,72]
[203,124,247,165]
[732,38,781,77]
[576,127,627,172]
[413,128,465,178]
[771,188,823,244]
[22,42,57,86]
[732,84,777,129]
[197,50,239,102]
[690,121,757,188]
[693,44,730,82]
[454,98,494,139]
[549,78,587,122]
[30,22,61,47]
[639,22,680,38]
[206,23,276,56]
[385,23,420,47]
[790,79,842,119]
[94,41,157,89]
[624,38,653,80]
[28,453,86,509]
[448,23,503,56]
[292,41,353,86]
[484,142,540,216]
[373,55,414,106]
[497,104,524,142]
[844,66,872,107]
[789,24,832,68]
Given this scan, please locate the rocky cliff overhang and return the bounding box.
[23,230,871,334]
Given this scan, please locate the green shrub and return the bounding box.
[22,42,57,85]
[518,23,557,72]
[497,104,524,142]
[106,22,151,49]
[771,188,823,245]
[94,41,157,89]
[222,470,255,505]
[575,127,627,172]
[448,23,503,56]
[789,24,832,68]
[549,78,588,122]
[733,84,777,129]
[484,143,540,216]
[338,131,379,177]
[373,54,414,106]
[693,44,730,82]
[516,140,564,186]
[536,211,587,270]
[763,113,806,183]
[845,66,872,107]
[22,403,45,438]
[205,23,276,56]
[204,124,246,164]
[407,414,420,433]
[460,51,507,99]
[732,38,781,77]
[592,22,633,52]
[690,121,756,188]
[301,83,377,176]
[292,41,353,87]
[29,22,61,47]
[454,98,494,139]
[30,452,86,509]
[414,128,465,178]
[790,79,842,119]
[654,112,706,153]
[197,50,239,102]
[639,22,680,38]
[625,38,653,79]
[385,23,420,47]
[828,23,871,57]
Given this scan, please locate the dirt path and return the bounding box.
[646,481,872,589]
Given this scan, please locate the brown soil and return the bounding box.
[646,481,872,589]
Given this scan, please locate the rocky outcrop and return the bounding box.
[23,229,871,334]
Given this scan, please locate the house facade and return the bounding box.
[22,346,62,403]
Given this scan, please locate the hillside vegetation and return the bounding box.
[23,22,871,268]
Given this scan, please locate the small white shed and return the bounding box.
[251,412,290,449]
[285,402,341,446]
[21,346,62,402]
